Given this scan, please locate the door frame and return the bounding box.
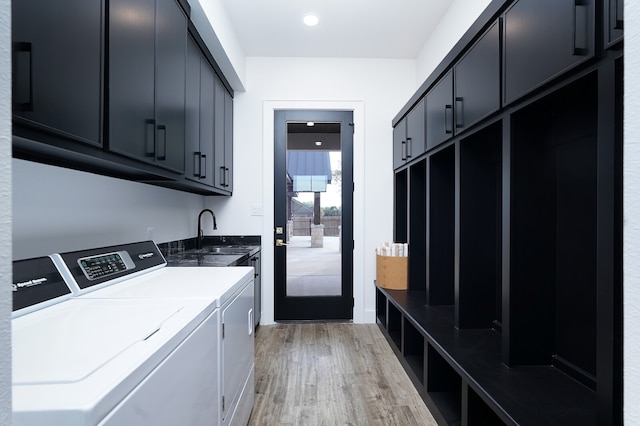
[274,109,353,320]
[260,101,367,324]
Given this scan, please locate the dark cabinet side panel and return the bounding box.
[605,0,624,48]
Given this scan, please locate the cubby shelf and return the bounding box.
[376,286,597,425]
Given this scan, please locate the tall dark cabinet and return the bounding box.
[378,0,622,424]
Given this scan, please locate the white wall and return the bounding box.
[12,159,206,259]
[625,1,640,423]
[416,0,492,85]
[205,57,416,324]
[0,0,11,421]
[196,0,246,90]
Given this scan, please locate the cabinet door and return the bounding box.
[109,0,156,163]
[503,0,594,105]
[406,99,426,157]
[454,21,500,133]
[605,0,623,48]
[12,0,102,146]
[393,120,407,170]
[185,36,201,182]
[214,77,226,190]
[426,70,453,151]
[155,0,186,173]
[184,36,213,182]
[224,88,234,192]
[199,60,216,187]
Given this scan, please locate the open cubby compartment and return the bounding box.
[408,159,427,290]
[402,317,425,385]
[394,169,408,243]
[426,343,462,425]
[507,71,598,389]
[463,385,506,426]
[387,302,402,351]
[427,144,455,306]
[457,122,502,330]
[376,287,387,326]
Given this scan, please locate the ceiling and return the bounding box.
[219,0,455,59]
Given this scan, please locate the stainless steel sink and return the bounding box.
[206,246,251,255]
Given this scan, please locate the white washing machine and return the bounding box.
[12,241,255,426]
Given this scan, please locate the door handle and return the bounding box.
[275,239,289,247]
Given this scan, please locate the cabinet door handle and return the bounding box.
[401,140,407,161]
[248,308,254,336]
[225,167,230,187]
[572,0,589,56]
[145,119,156,157]
[406,137,412,158]
[157,125,167,161]
[13,42,33,112]
[455,97,464,129]
[201,154,207,179]
[220,166,225,186]
[445,105,453,134]
[194,152,201,177]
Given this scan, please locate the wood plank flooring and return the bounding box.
[248,323,437,425]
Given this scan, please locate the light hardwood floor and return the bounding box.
[248,323,438,425]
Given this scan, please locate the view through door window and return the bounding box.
[286,122,342,297]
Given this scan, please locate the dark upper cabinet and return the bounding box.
[185,35,215,187]
[109,0,187,173]
[393,120,406,170]
[224,87,234,192]
[154,0,187,172]
[605,0,623,48]
[406,100,426,160]
[426,70,453,150]
[503,0,595,105]
[454,21,501,133]
[12,0,102,146]
[393,99,426,169]
[214,78,233,192]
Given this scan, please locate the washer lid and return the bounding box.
[12,299,184,385]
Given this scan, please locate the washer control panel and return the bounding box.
[57,241,166,292]
[78,251,135,281]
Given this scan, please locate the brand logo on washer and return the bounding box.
[138,252,154,259]
[12,277,48,292]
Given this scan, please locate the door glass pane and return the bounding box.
[285,122,342,297]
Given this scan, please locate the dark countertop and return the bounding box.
[158,236,261,267]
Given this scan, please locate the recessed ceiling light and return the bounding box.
[306,121,315,127]
[315,141,322,146]
[303,14,319,27]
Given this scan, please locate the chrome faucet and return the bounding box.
[197,209,217,249]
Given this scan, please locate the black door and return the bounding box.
[274,110,353,321]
